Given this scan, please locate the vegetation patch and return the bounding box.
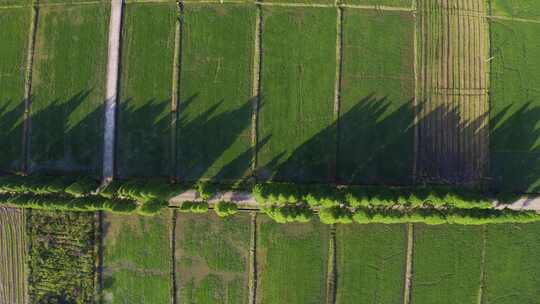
[175,212,251,304]
[30,4,109,176]
[483,223,540,303]
[0,8,29,172]
[102,211,172,303]
[256,215,328,303]
[338,9,415,184]
[335,224,406,304]
[27,210,96,303]
[491,0,540,19]
[117,3,176,178]
[0,207,27,304]
[257,7,337,183]
[411,224,483,304]
[341,0,412,7]
[490,20,540,193]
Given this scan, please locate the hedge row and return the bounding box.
[253,183,494,209]
[0,175,98,197]
[0,193,137,213]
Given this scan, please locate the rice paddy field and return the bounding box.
[411,224,483,304]
[177,4,255,182]
[337,9,415,185]
[257,7,337,183]
[29,3,109,176]
[175,212,251,304]
[256,215,329,304]
[101,211,172,304]
[0,7,30,172]
[0,207,27,304]
[116,2,176,178]
[335,224,406,304]
[490,0,540,19]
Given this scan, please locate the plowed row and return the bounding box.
[0,207,27,304]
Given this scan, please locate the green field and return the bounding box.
[177,4,254,182]
[411,225,483,304]
[0,207,26,304]
[117,3,176,178]
[491,0,540,19]
[483,223,540,303]
[175,212,251,304]
[0,8,30,172]
[30,4,109,176]
[336,224,406,304]
[0,0,32,6]
[257,7,337,183]
[102,211,172,304]
[338,9,414,185]
[27,210,96,303]
[341,0,412,6]
[257,216,328,304]
[489,20,540,192]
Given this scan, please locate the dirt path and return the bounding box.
[402,223,414,304]
[103,0,124,182]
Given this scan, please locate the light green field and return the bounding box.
[341,0,412,6]
[257,216,328,304]
[483,223,540,303]
[338,9,415,185]
[489,20,540,192]
[411,225,483,304]
[30,4,109,176]
[175,212,251,304]
[0,207,26,304]
[257,7,337,183]
[491,0,540,19]
[0,0,32,6]
[40,0,110,3]
[102,211,172,304]
[177,4,254,182]
[0,8,30,172]
[335,224,406,304]
[117,3,176,178]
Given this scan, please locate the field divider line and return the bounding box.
[102,0,124,183]
[248,212,258,304]
[170,209,178,304]
[325,225,337,304]
[22,1,39,175]
[170,2,183,181]
[412,0,419,182]
[332,5,343,182]
[403,223,414,304]
[94,211,104,304]
[477,225,487,304]
[250,4,262,178]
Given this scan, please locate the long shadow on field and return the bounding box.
[27,89,103,177]
[0,99,25,173]
[490,102,540,193]
[116,98,172,179]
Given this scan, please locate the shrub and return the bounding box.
[179,201,209,213]
[138,200,168,216]
[197,181,217,201]
[64,177,98,197]
[103,179,180,202]
[0,175,77,195]
[319,206,353,224]
[263,204,313,223]
[214,201,238,217]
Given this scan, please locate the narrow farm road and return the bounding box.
[103,0,123,182]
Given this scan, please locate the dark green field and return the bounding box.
[0,0,32,6]
[30,4,109,176]
[411,225,483,304]
[489,20,540,192]
[0,8,30,172]
[102,211,172,304]
[177,4,255,182]
[491,0,540,19]
[338,9,415,185]
[483,223,540,303]
[117,3,176,178]
[257,216,329,304]
[175,212,251,304]
[257,7,337,183]
[336,224,406,304]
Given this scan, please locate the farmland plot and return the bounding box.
[335,224,406,304]
[340,0,412,7]
[337,9,414,185]
[27,210,97,303]
[117,3,176,178]
[175,212,251,304]
[0,0,32,6]
[0,207,27,304]
[490,20,540,192]
[30,4,109,176]
[257,7,337,183]
[102,211,172,303]
[483,223,540,303]
[0,8,30,172]
[491,0,540,20]
[416,0,489,184]
[256,216,329,304]
[411,224,483,304]
[177,4,255,182]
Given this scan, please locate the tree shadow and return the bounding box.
[0,99,24,173]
